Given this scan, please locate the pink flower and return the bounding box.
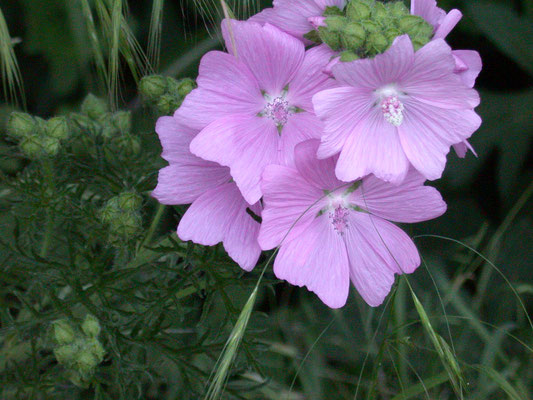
[249,0,346,42]
[312,35,481,184]
[411,0,462,40]
[177,20,336,204]
[152,115,261,271]
[259,140,446,308]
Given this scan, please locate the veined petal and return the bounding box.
[344,212,420,307]
[274,216,350,308]
[294,139,344,191]
[453,50,482,88]
[279,112,324,166]
[222,20,305,95]
[410,0,446,29]
[190,114,279,204]
[434,9,462,39]
[155,115,196,164]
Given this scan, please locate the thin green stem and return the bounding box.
[39,159,55,258]
[143,203,165,245]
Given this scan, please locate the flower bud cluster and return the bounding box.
[100,191,143,243]
[139,75,196,115]
[7,112,69,159]
[51,315,105,388]
[307,0,433,61]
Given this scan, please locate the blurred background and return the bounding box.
[0,0,531,399]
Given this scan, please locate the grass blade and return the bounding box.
[0,6,24,107]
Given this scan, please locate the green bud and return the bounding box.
[70,113,94,132]
[111,110,132,134]
[7,112,36,138]
[42,137,61,156]
[341,22,366,50]
[346,0,372,20]
[340,50,359,62]
[81,315,101,338]
[81,94,108,120]
[139,75,168,101]
[19,136,43,158]
[398,15,423,32]
[325,16,347,32]
[75,348,99,376]
[372,2,388,19]
[177,78,196,97]
[156,94,180,115]
[384,27,402,42]
[86,338,105,361]
[46,117,69,140]
[361,20,379,34]
[367,32,389,53]
[52,320,75,345]
[323,5,344,16]
[303,29,322,44]
[114,134,141,156]
[387,1,409,18]
[54,343,78,365]
[318,27,341,51]
[118,192,142,211]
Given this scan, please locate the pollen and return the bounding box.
[264,96,291,127]
[329,204,349,235]
[380,95,404,126]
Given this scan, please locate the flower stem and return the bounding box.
[40,159,55,258]
[143,203,165,245]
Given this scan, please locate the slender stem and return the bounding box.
[143,203,165,245]
[40,159,55,258]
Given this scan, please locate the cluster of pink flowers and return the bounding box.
[153,0,481,308]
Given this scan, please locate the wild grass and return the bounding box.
[0,6,24,107]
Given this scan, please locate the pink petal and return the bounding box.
[279,112,324,166]
[344,213,420,307]
[350,169,447,223]
[402,39,480,109]
[155,115,196,163]
[190,114,279,204]
[287,44,338,112]
[313,87,373,159]
[336,109,410,184]
[222,20,305,95]
[274,216,350,308]
[331,35,415,89]
[453,140,477,158]
[176,51,263,130]
[399,99,482,180]
[178,182,261,271]
[410,0,446,29]
[294,139,344,191]
[453,50,482,88]
[259,164,323,250]
[434,9,462,39]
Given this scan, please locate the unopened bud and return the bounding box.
[19,136,42,158]
[177,78,196,97]
[323,5,344,16]
[367,32,389,53]
[111,111,132,134]
[118,192,142,211]
[156,94,180,115]
[318,27,341,51]
[372,2,388,19]
[387,1,409,18]
[53,320,75,345]
[341,22,366,50]
[346,0,372,20]
[7,112,36,138]
[139,75,168,101]
[81,315,101,338]
[54,343,78,364]
[46,117,69,140]
[325,16,347,32]
[340,50,359,62]
[81,94,108,120]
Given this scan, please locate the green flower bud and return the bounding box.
[303,29,322,44]
[52,320,75,345]
[114,134,141,156]
[318,27,341,51]
[340,50,359,62]
[7,112,36,138]
[46,117,69,140]
[139,75,168,101]
[325,16,347,32]
[19,135,43,158]
[156,94,180,115]
[346,0,372,21]
[81,315,101,338]
[75,348,99,377]
[372,2,388,19]
[42,137,61,156]
[361,20,379,34]
[387,1,409,18]
[340,22,366,50]
[81,94,109,120]
[70,113,94,132]
[384,27,402,42]
[111,110,132,134]
[323,5,344,16]
[118,192,142,211]
[177,78,196,97]
[54,343,78,365]
[367,32,389,54]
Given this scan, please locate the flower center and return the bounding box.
[380,95,404,126]
[329,204,349,234]
[264,96,291,127]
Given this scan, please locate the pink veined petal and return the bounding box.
[279,112,324,166]
[344,212,420,307]
[433,9,462,39]
[155,116,196,163]
[350,169,447,223]
[222,20,305,95]
[190,114,279,204]
[294,139,345,191]
[331,35,415,89]
[313,86,374,159]
[453,140,478,158]
[411,0,446,29]
[287,44,338,112]
[336,108,410,185]
[176,51,264,130]
[152,162,230,205]
[259,164,323,250]
[399,99,482,180]
[177,182,261,271]
[401,40,480,109]
[453,50,482,88]
[274,215,350,309]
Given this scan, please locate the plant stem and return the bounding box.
[144,203,165,245]
[40,159,55,258]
